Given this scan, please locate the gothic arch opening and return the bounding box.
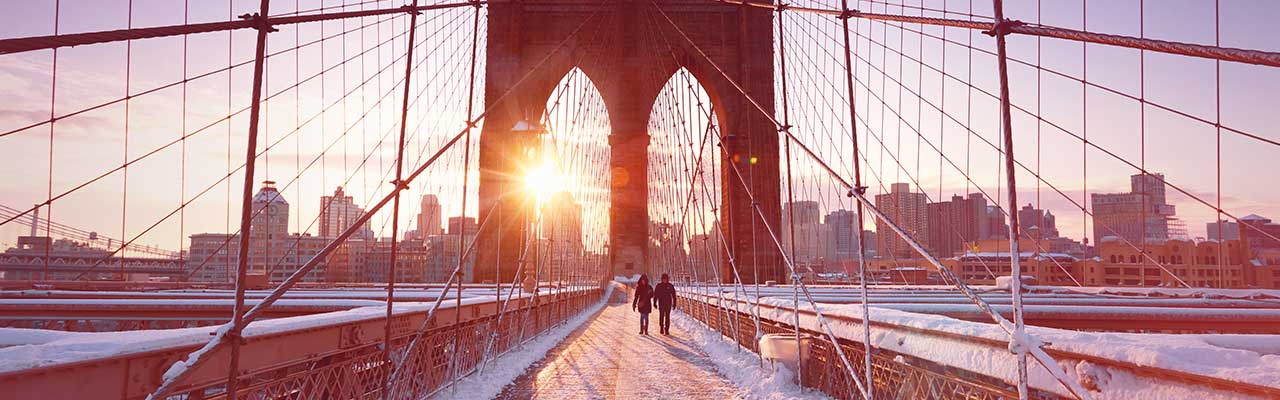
[531,67,612,285]
[647,68,723,283]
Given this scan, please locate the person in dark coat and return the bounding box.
[632,274,653,335]
[652,273,677,335]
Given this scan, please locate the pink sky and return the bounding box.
[1,0,1278,255]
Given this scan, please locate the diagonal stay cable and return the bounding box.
[71,10,462,281]
[650,2,1094,398]
[647,2,872,397]
[147,3,608,396]
[1,10,425,230]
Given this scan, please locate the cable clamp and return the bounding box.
[775,3,789,12]
[238,13,278,33]
[390,179,409,190]
[983,19,1024,37]
[223,327,245,344]
[837,9,859,20]
[401,4,422,15]
[847,186,868,197]
[470,0,483,8]
[778,124,792,133]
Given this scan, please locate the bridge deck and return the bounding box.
[497,290,743,399]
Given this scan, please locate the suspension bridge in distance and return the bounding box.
[1,0,1279,399]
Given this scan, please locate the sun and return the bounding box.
[524,161,566,203]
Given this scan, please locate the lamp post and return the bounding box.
[512,119,545,294]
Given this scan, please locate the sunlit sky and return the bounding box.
[1,0,1278,255]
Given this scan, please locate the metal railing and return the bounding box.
[675,288,1280,399]
[0,287,603,400]
[675,289,1041,399]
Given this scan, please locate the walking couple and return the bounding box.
[632,273,676,335]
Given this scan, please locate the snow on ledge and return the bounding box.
[741,295,1280,399]
[0,288,592,375]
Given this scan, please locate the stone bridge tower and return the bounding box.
[475,0,784,284]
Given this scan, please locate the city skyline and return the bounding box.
[4,1,1280,258]
[3,168,1264,257]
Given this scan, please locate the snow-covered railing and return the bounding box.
[0,286,604,400]
[687,285,1280,334]
[676,290,1280,400]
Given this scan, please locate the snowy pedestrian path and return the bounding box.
[496,289,744,399]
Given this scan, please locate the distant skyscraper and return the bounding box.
[543,192,583,245]
[927,194,987,257]
[251,181,290,239]
[1206,219,1240,241]
[417,194,443,236]
[543,192,584,280]
[783,201,821,225]
[319,186,373,239]
[448,216,478,236]
[1090,172,1174,245]
[875,183,929,259]
[688,227,723,281]
[190,181,328,283]
[782,200,822,265]
[1018,203,1059,238]
[983,204,1010,241]
[822,209,874,271]
[648,220,686,270]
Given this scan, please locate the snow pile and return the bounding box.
[437,282,615,400]
[672,312,829,400]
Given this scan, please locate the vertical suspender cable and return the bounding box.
[455,0,481,390]
[1214,0,1224,287]
[386,3,421,392]
[43,0,61,281]
[836,0,875,395]
[774,4,804,387]
[120,0,134,279]
[179,0,190,286]
[227,0,274,397]
[988,0,1028,397]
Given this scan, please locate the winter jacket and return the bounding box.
[652,282,676,310]
[633,283,653,313]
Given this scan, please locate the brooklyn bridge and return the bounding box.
[0,0,1278,399]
